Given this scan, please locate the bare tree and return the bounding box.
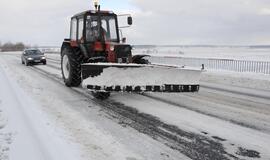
[1,42,25,52]
[14,42,25,51]
[2,42,13,52]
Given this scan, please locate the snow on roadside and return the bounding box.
[201,70,270,91]
[0,61,82,160]
[0,101,10,160]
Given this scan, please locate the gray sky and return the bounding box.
[0,0,270,46]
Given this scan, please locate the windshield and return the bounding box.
[25,50,43,55]
[86,15,118,42]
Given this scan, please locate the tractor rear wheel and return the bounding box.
[61,47,83,87]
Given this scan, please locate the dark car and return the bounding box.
[21,49,47,66]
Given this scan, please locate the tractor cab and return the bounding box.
[70,11,120,43]
[85,13,119,43]
[67,10,133,63]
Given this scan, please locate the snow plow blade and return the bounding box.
[81,63,202,93]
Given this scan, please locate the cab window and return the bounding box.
[70,18,77,40]
[78,18,84,40]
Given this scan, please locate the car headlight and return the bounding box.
[41,56,46,59]
[27,57,33,60]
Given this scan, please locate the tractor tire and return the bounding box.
[61,47,83,87]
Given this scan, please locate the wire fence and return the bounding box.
[149,56,270,75]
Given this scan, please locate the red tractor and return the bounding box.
[61,4,202,99]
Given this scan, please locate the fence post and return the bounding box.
[266,62,270,74]
[263,62,266,74]
[259,62,262,73]
[252,61,254,73]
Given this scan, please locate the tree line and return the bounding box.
[0,41,26,52]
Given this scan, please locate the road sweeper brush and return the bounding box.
[60,2,202,99]
[81,63,201,92]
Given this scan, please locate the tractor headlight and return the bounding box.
[27,57,33,60]
[110,45,115,51]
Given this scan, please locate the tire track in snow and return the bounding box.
[141,93,263,131]
[200,83,270,100]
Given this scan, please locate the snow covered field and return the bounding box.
[133,46,270,61]
[0,51,270,160]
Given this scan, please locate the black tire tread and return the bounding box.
[61,47,83,87]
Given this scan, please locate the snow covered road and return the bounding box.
[0,52,270,160]
[0,56,82,160]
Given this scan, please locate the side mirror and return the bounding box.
[127,16,133,25]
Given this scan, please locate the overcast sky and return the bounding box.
[0,0,270,46]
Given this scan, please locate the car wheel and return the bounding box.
[25,60,29,66]
[43,61,47,65]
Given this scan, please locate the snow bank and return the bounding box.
[82,63,202,86]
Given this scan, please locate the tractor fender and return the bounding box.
[61,40,88,60]
[61,40,72,55]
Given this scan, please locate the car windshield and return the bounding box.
[25,50,43,55]
[86,15,118,42]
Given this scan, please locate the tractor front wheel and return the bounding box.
[61,48,82,87]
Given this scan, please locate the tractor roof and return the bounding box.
[72,10,115,18]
